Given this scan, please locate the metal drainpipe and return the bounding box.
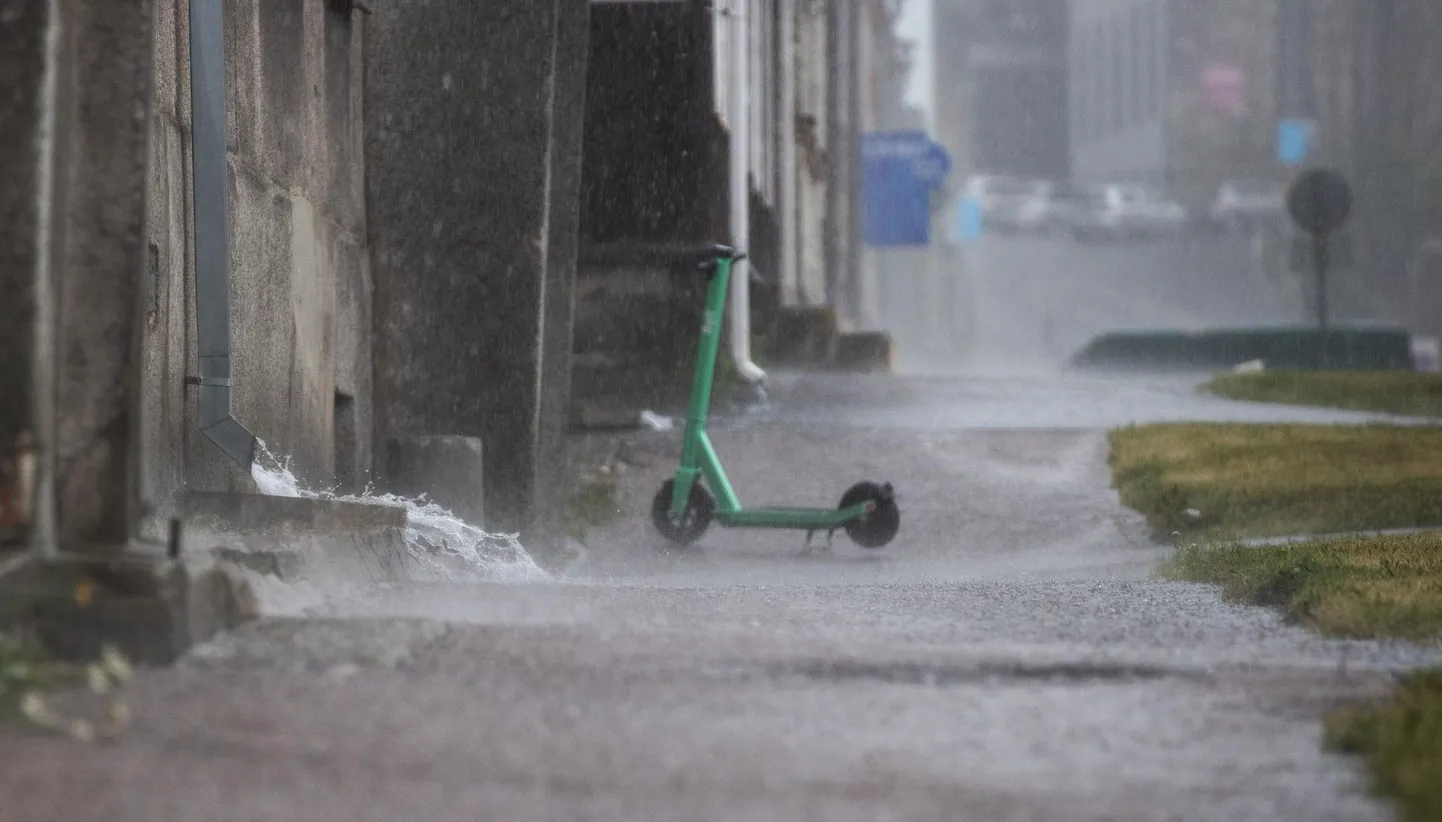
[728,0,767,385]
[188,0,257,470]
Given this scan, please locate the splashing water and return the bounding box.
[249,441,549,581]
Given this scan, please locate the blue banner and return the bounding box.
[1277,119,1316,167]
[955,198,984,243]
[862,131,952,247]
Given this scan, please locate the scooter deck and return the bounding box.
[718,503,874,530]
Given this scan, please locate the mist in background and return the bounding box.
[896,0,935,130]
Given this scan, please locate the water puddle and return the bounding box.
[249,441,549,582]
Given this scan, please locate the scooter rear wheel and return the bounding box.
[839,481,900,548]
[651,479,715,546]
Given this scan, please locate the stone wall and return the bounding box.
[366,0,589,552]
[794,0,832,308]
[51,0,158,548]
[573,2,776,411]
[4,0,594,570]
[0,0,156,553]
[141,0,370,532]
[581,2,724,247]
[0,0,50,537]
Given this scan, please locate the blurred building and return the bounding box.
[1067,0,1442,346]
[933,0,1070,183]
[1067,0,1278,207]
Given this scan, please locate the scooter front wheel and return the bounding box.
[651,479,715,546]
[839,481,900,548]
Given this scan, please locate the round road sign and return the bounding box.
[1287,168,1353,235]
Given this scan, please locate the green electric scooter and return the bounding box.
[649,244,901,550]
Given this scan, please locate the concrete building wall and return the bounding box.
[141,0,370,530]
[750,0,777,211]
[51,0,158,550]
[571,2,725,410]
[793,1,833,308]
[366,0,589,553]
[1,0,157,554]
[581,3,723,247]
[0,0,51,540]
[573,0,827,407]
[6,0,595,568]
[852,0,887,331]
[825,0,862,331]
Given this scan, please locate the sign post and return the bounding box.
[1286,168,1354,368]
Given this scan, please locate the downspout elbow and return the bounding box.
[191,364,257,472]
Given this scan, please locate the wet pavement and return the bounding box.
[5,235,1438,821]
[954,232,1303,367]
[751,369,1434,431]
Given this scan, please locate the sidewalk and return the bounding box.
[4,416,1436,821]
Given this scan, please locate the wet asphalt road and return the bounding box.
[889,231,1304,372]
[5,235,1439,821]
[958,232,1303,369]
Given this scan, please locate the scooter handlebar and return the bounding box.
[694,244,748,274]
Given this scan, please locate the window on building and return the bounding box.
[1139,4,1150,118]
[1126,8,1137,127]
[1101,22,1113,136]
[1150,2,1164,116]
[1114,16,1126,129]
[1113,10,1124,128]
[1113,17,1125,131]
[1074,28,1087,139]
[1096,24,1108,137]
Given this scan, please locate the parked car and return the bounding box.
[1067,184,1189,242]
[1027,183,1107,236]
[962,175,1053,234]
[1208,180,1286,231]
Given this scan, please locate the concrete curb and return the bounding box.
[0,493,437,665]
[1070,324,1414,372]
[1237,525,1442,548]
[0,549,243,666]
[769,306,839,365]
[831,331,895,373]
[181,492,425,592]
